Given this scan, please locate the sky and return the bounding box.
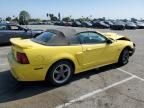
[0,0,144,19]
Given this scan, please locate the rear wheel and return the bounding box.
[118,48,130,66]
[46,61,74,86]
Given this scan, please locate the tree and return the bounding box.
[131,18,137,22]
[46,13,50,21]
[0,18,2,22]
[62,17,71,22]
[52,16,58,21]
[6,17,12,21]
[48,14,58,21]
[12,17,19,21]
[19,10,31,25]
[49,14,54,20]
[29,18,41,22]
[77,17,90,22]
[46,13,49,18]
[58,12,61,21]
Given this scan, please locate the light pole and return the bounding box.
[0,17,2,23]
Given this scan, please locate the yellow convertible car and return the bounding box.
[8,28,135,86]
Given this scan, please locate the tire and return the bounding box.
[46,61,74,86]
[118,48,130,66]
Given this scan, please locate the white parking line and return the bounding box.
[56,76,135,108]
[0,64,8,66]
[0,46,10,49]
[117,68,144,81]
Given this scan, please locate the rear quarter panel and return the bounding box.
[24,45,83,74]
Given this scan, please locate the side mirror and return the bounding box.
[24,28,28,32]
[106,39,113,44]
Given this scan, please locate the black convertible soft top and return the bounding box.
[46,28,77,38]
[42,28,88,45]
[46,27,94,37]
[33,27,99,46]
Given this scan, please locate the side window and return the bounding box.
[9,25,21,30]
[78,32,106,44]
[69,36,80,45]
[0,25,7,30]
[77,32,89,43]
[88,32,106,44]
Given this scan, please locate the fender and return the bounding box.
[46,53,82,73]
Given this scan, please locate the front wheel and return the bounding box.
[46,61,74,86]
[118,48,130,66]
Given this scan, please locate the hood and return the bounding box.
[102,32,130,41]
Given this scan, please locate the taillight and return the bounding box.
[16,52,29,64]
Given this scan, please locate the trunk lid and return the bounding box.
[10,38,43,49]
[10,38,44,62]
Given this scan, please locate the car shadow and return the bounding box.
[0,43,11,47]
[0,64,119,103]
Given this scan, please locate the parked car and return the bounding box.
[58,21,65,26]
[43,22,54,25]
[54,21,61,26]
[0,23,43,44]
[135,21,144,29]
[81,21,93,27]
[8,28,135,86]
[125,22,137,29]
[72,21,82,27]
[92,21,109,29]
[63,21,73,26]
[104,20,114,26]
[57,21,72,26]
[110,21,125,30]
[0,21,10,24]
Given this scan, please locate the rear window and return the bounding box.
[32,32,68,46]
[35,32,54,43]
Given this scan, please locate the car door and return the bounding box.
[8,25,32,39]
[78,32,118,68]
[0,25,16,44]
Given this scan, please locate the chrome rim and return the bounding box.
[122,50,129,64]
[53,64,71,84]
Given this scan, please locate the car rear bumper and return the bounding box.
[7,52,48,81]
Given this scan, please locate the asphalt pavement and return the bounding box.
[0,25,144,108]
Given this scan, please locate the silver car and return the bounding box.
[0,23,43,44]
